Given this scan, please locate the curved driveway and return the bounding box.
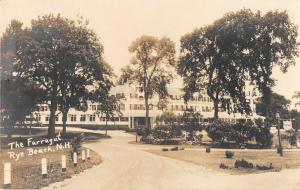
[46,130,300,190]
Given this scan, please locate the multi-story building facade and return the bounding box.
[33,82,263,129]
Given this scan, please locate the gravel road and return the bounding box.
[45,130,300,190]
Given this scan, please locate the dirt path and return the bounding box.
[45,130,300,190]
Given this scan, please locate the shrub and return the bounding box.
[152,125,182,140]
[225,150,234,159]
[206,147,211,153]
[170,146,179,151]
[162,148,169,151]
[206,121,232,143]
[234,159,254,168]
[206,119,273,148]
[137,127,151,136]
[285,129,300,146]
[256,163,273,170]
[181,109,204,141]
[219,163,229,169]
[253,119,273,148]
[140,135,155,144]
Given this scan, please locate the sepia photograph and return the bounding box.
[0,0,300,189]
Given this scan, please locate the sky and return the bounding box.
[1,0,299,103]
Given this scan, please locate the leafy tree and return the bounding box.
[256,92,291,125]
[15,14,112,137]
[246,10,298,122]
[0,20,42,137]
[92,92,122,136]
[119,35,176,129]
[178,10,254,120]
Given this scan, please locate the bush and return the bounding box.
[181,109,204,141]
[161,148,169,151]
[219,163,229,169]
[206,147,211,153]
[205,121,228,143]
[256,163,273,170]
[170,146,179,151]
[140,135,155,144]
[137,127,151,136]
[152,125,182,140]
[206,119,273,148]
[225,150,234,159]
[234,159,254,168]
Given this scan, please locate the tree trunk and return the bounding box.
[263,86,271,126]
[105,118,108,136]
[48,84,58,138]
[145,95,150,129]
[213,100,219,121]
[62,108,68,139]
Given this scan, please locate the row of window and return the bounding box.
[36,114,129,122]
[170,105,213,112]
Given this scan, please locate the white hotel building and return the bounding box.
[33,82,262,129]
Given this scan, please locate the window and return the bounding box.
[111,117,119,122]
[45,115,50,122]
[120,104,125,111]
[90,115,96,122]
[97,105,101,111]
[71,115,77,122]
[80,115,86,122]
[91,105,97,111]
[120,117,129,121]
[40,105,48,111]
[36,114,41,121]
[100,117,106,121]
[206,106,209,112]
[55,116,59,121]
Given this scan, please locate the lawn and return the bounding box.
[0,129,107,189]
[0,145,102,189]
[147,149,300,175]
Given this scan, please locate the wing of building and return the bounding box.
[32,81,264,129]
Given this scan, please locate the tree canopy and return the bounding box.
[119,35,176,129]
[0,20,42,135]
[15,14,113,137]
[178,9,298,121]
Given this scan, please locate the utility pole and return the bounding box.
[276,113,283,156]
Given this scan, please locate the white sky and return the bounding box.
[1,0,299,101]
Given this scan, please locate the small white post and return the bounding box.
[4,162,11,187]
[82,150,86,162]
[87,149,90,160]
[73,152,77,167]
[62,155,66,172]
[41,158,47,178]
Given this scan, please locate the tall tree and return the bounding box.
[15,14,112,137]
[178,10,254,120]
[94,93,122,136]
[247,10,298,123]
[119,35,176,129]
[0,20,42,136]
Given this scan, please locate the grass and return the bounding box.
[0,146,101,189]
[0,129,107,189]
[147,149,300,175]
